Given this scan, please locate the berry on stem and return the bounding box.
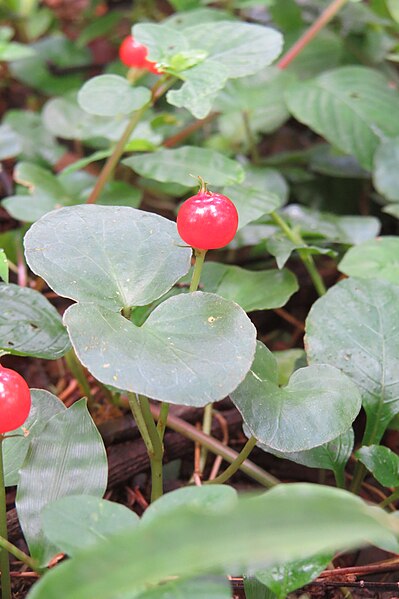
[0,365,31,434]
[119,35,161,74]
[177,179,239,250]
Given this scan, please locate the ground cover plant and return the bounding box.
[1,0,399,597]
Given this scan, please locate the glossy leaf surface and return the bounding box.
[356,445,399,487]
[16,400,108,565]
[3,389,65,487]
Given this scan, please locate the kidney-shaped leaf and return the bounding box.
[78,76,151,117]
[286,66,399,170]
[42,495,139,557]
[0,283,70,359]
[3,389,65,487]
[231,341,361,452]
[26,484,394,599]
[64,292,256,406]
[16,399,108,566]
[355,445,399,488]
[306,278,399,445]
[124,146,245,187]
[339,237,399,285]
[24,205,192,311]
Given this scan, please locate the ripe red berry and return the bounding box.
[119,35,161,74]
[0,365,31,434]
[177,187,239,250]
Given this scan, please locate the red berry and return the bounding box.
[0,365,31,434]
[177,188,239,250]
[119,35,161,74]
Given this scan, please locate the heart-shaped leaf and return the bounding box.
[339,237,399,285]
[42,495,139,557]
[124,146,245,187]
[64,292,256,406]
[355,445,399,488]
[305,278,399,444]
[78,76,151,117]
[3,389,65,487]
[26,484,394,599]
[24,205,192,310]
[231,341,361,452]
[16,399,108,566]
[285,66,399,170]
[0,283,70,359]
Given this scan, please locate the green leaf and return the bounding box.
[3,110,63,165]
[166,60,229,119]
[184,21,283,78]
[255,553,332,599]
[285,66,399,169]
[244,578,275,599]
[387,0,399,22]
[204,264,298,312]
[255,428,354,486]
[142,485,237,525]
[305,277,399,444]
[356,445,399,487]
[0,41,36,61]
[266,235,337,270]
[16,399,108,566]
[273,349,306,387]
[283,204,380,244]
[63,292,256,406]
[281,30,343,79]
[78,76,151,117]
[59,150,112,176]
[26,484,394,599]
[42,495,139,557]
[231,341,361,452]
[0,249,8,283]
[339,237,399,284]
[124,146,245,187]
[373,137,399,201]
[137,576,232,599]
[0,283,70,358]
[24,205,192,311]
[14,161,65,199]
[224,167,287,229]
[133,23,189,64]
[3,389,65,487]
[0,123,22,159]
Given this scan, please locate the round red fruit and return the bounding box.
[177,190,239,250]
[119,35,161,74]
[0,365,31,434]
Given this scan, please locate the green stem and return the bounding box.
[277,0,350,70]
[86,103,150,204]
[86,75,175,205]
[156,403,170,442]
[139,396,164,503]
[0,438,11,599]
[127,392,154,456]
[189,249,207,292]
[270,211,326,296]
[380,488,399,510]
[150,405,279,488]
[64,349,93,403]
[0,534,39,573]
[199,403,213,472]
[334,467,346,490]
[206,436,257,485]
[242,111,260,164]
